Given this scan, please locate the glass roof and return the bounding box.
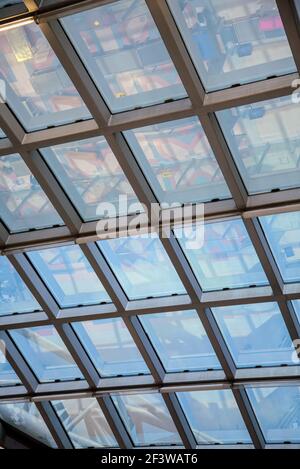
[0,129,6,138]
[72,317,150,377]
[212,302,295,368]
[177,389,251,445]
[124,117,231,204]
[259,211,300,283]
[168,0,296,92]
[217,96,300,194]
[246,385,300,443]
[0,153,63,233]
[52,398,118,448]
[139,309,221,372]
[0,346,21,387]
[293,300,300,322]
[175,218,268,291]
[27,244,111,308]
[61,0,187,113]
[98,234,187,300]
[40,136,142,221]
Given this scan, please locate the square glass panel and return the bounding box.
[61,0,187,113]
[259,211,300,283]
[0,21,91,131]
[40,136,143,222]
[0,129,6,138]
[112,392,182,446]
[27,244,111,308]
[293,300,300,322]
[177,389,251,445]
[217,96,300,194]
[212,302,295,368]
[9,325,84,383]
[246,385,300,443]
[168,0,296,92]
[139,309,221,372]
[52,398,118,449]
[0,347,21,387]
[0,402,56,447]
[0,256,41,316]
[72,318,150,377]
[0,153,63,233]
[98,234,186,300]
[124,117,231,204]
[175,218,268,291]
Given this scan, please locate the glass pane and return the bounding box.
[217,96,300,194]
[139,309,221,372]
[124,117,231,204]
[52,398,118,448]
[168,0,296,92]
[61,0,187,113]
[98,234,186,300]
[41,136,143,222]
[175,219,268,291]
[293,300,300,322]
[0,1,23,6]
[0,256,41,316]
[260,211,300,283]
[0,21,91,131]
[27,244,111,308]
[212,302,295,368]
[0,347,21,387]
[72,318,149,377]
[0,129,6,138]
[112,393,182,446]
[9,325,84,382]
[177,389,251,445]
[0,153,63,233]
[0,402,56,447]
[246,386,300,443]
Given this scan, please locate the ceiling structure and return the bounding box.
[0,0,299,449]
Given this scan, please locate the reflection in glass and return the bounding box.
[139,310,221,372]
[0,402,56,447]
[61,0,187,113]
[124,117,231,204]
[0,347,21,387]
[177,389,251,445]
[168,0,296,92]
[73,318,149,377]
[98,234,186,300]
[27,244,111,308]
[0,256,41,317]
[0,22,90,131]
[246,386,300,443]
[175,219,268,291]
[0,129,6,138]
[112,393,182,446]
[9,325,84,383]
[260,211,300,283]
[212,302,295,368]
[52,398,118,448]
[0,1,23,6]
[41,136,142,221]
[0,153,63,232]
[217,96,300,194]
[293,300,300,323]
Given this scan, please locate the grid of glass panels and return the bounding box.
[0,153,63,233]
[217,96,300,194]
[52,398,118,448]
[27,244,111,308]
[139,309,221,372]
[0,22,91,132]
[72,317,150,377]
[212,302,296,368]
[177,389,251,445]
[61,0,187,113]
[175,218,268,291]
[168,0,296,92]
[40,136,143,221]
[124,117,231,204]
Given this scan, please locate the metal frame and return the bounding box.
[0,0,299,450]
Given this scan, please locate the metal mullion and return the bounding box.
[0,313,50,331]
[276,0,300,72]
[161,392,197,449]
[35,401,73,448]
[278,300,300,343]
[232,386,265,449]
[0,221,9,245]
[0,105,25,145]
[96,395,133,449]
